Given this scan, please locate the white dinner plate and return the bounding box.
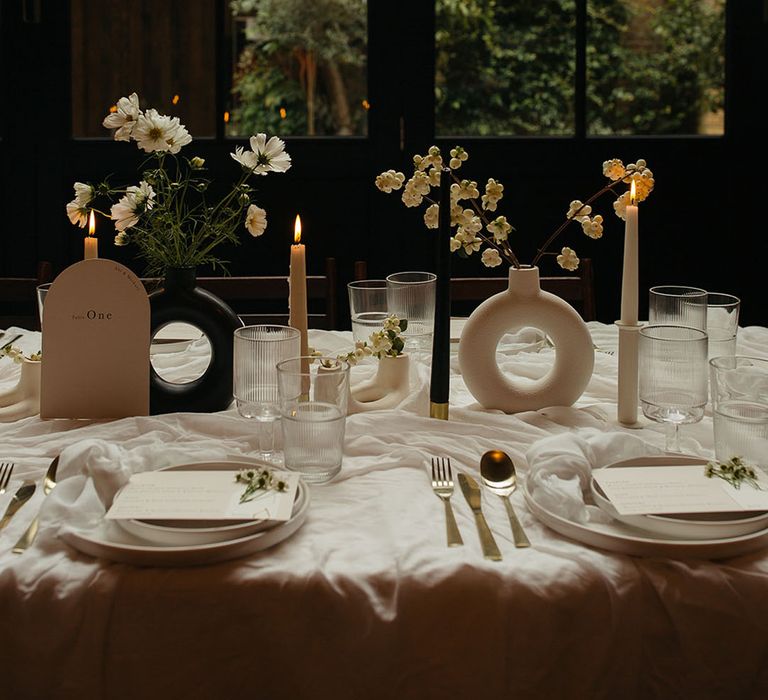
[589,455,768,540]
[524,461,768,560]
[112,460,297,546]
[59,462,310,567]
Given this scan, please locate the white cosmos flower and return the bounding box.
[66,200,89,227]
[132,109,179,153]
[231,134,292,174]
[114,231,129,246]
[65,181,95,227]
[110,195,139,231]
[129,180,156,208]
[72,182,94,206]
[102,92,141,141]
[245,204,267,237]
[110,181,154,232]
[165,119,192,154]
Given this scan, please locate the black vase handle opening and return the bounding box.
[149,267,243,414]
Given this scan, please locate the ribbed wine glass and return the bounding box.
[639,324,708,453]
[233,325,301,463]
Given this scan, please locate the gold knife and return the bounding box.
[0,482,36,531]
[458,472,502,561]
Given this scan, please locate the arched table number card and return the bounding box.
[40,259,150,419]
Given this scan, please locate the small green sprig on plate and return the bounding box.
[705,456,762,490]
[235,467,288,504]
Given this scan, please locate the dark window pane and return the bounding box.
[71,0,217,138]
[228,0,368,137]
[435,0,576,136]
[586,0,725,135]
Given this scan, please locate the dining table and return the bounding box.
[2,321,768,700]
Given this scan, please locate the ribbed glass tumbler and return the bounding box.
[277,356,350,484]
[385,271,436,353]
[233,325,301,464]
[648,285,708,330]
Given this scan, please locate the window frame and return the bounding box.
[1,1,764,325]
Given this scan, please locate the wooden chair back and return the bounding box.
[0,261,54,331]
[144,257,339,330]
[353,259,596,321]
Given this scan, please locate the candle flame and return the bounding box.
[630,179,637,206]
[294,214,302,244]
[88,210,96,237]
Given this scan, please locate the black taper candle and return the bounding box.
[429,167,451,420]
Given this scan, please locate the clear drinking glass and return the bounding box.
[233,325,301,464]
[639,324,709,453]
[385,271,437,352]
[709,356,768,472]
[706,292,740,360]
[347,279,389,344]
[648,285,707,330]
[277,356,350,484]
[36,283,51,328]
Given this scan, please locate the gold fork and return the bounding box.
[0,462,14,495]
[431,457,463,547]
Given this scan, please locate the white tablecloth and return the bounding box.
[2,324,768,699]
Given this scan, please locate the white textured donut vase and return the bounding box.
[458,266,594,413]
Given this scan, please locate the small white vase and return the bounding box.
[0,358,42,422]
[458,266,594,413]
[348,354,411,413]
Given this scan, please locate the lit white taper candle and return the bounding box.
[288,214,309,362]
[84,210,98,260]
[620,180,638,324]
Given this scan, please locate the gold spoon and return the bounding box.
[480,450,530,548]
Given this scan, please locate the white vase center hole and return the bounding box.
[150,322,212,383]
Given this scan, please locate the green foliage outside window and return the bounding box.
[436,0,725,136]
[229,0,725,138]
[229,0,367,137]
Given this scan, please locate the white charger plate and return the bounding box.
[59,462,310,567]
[113,461,297,546]
[590,456,768,540]
[524,458,768,560]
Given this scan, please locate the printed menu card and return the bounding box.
[593,465,768,515]
[106,470,300,522]
[40,259,150,419]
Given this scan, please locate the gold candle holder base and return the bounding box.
[430,401,449,420]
